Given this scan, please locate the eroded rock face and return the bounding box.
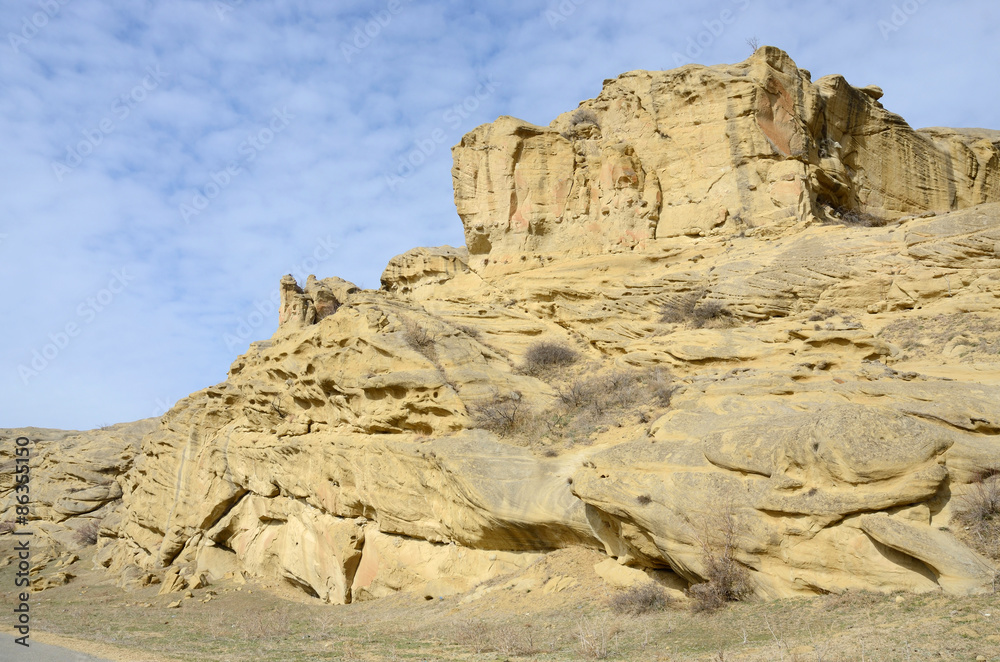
[19,48,1000,604]
[452,47,1000,274]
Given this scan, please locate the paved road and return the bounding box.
[1,635,115,661]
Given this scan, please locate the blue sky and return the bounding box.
[1,0,997,430]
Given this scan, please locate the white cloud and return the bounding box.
[1,0,997,429]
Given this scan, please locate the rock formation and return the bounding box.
[5,47,1000,605]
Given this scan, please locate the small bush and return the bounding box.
[659,291,702,324]
[691,301,735,328]
[470,390,531,437]
[454,619,535,656]
[74,520,101,546]
[833,206,888,227]
[953,473,1000,560]
[570,108,600,127]
[456,324,481,339]
[636,494,652,506]
[609,583,671,615]
[688,509,754,613]
[689,554,754,613]
[402,320,436,361]
[659,291,738,329]
[521,341,578,374]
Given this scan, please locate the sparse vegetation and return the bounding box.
[577,615,616,659]
[570,108,600,127]
[469,389,532,437]
[659,291,738,329]
[402,319,437,362]
[831,206,889,227]
[521,340,579,374]
[609,583,671,615]
[73,520,101,546]
[953,470,1000,560]
[456,619,537,657]
[456,323,481,339]
[688,509,754,613]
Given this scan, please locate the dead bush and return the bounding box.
[73,520,101,546]
[571,108,600,127]
[953,473,1000,560]
[577,615,617,659]
[609,583,671,615]
[648,367,678,406]
[402,320,436,361]
[659,291,702,324]
[521,340,578,374]
[456,324,480,339]
[660,291,738,329]
[470,390,531,437]
[688,508,754,613]
[832,206,888,227]
[454,619,535,656]
[691,300,736,329]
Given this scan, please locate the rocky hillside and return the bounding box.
[4,47,999,606]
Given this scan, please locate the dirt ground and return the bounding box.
[2,541,999,661]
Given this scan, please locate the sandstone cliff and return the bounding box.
[6,47,999,605]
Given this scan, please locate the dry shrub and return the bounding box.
[953,472,1000,560]
[833,206,888,227]
[558,367,674,421]
[521,340,578,374]
[454,619,535,656]
[688,508,754,613]
[609,583,671,615]
[73,520,101,546]
[691,300,736,328]
[571,108,600,127]
[577,615,617,659]
[456,324,480,339]
[402,320,436,361]
[469,390,532,437]
[238,609,291,640]
[660,291,737,329]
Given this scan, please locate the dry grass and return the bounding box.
[454,618,537,656]
[9,539,1000,662]
[609,583,672,615]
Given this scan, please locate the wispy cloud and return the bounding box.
[1,0,997,429]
